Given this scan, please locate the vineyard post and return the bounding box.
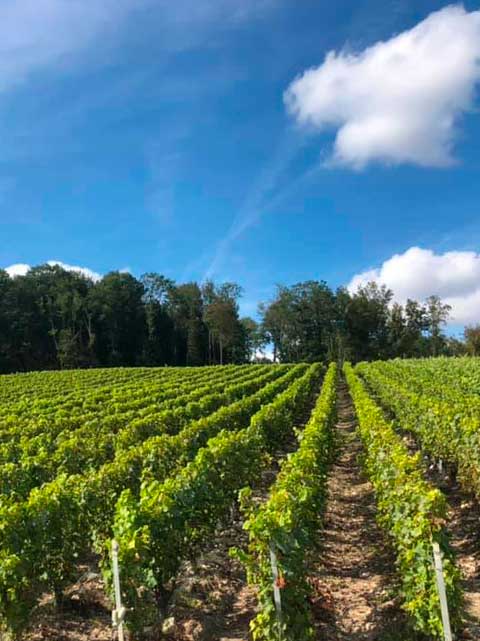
[432,542,453,641]
[269,542,284,641]
[111,539,126,641]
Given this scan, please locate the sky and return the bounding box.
[2,0,480,327]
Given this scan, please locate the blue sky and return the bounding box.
[2,0,480,325]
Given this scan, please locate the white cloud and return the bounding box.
[254,347,274,362]
[284,5,480,168]
[5,263,30,277]
[5,260,101,281]
[46,260,102,282]
[348,247,480,325]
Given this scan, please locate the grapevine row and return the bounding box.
[0,364,255,428]
[109,363,323,636]
[0,364,307,634]
[0,365,287,498]
[344,363,462,638]
[237,362,337,641]
[357,361,480,500]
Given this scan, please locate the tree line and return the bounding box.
[0,264,476,373]
[0,266,250,372]
[260,281,467,363]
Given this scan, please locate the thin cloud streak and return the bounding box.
[203,132,309,280]
[0,0,280,98]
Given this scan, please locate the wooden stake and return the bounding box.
[432,542,452,641]
[269,543,284,640]
[111,539,126,641]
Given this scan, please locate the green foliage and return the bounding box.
[344,363,463,638]
[0,356,475,639]
[109,363,323,636]
[236,363,337,641]
[259,280,458,364]
[0,364,305,636]
[464,325,480,356]
[0,364,289,498]
[356,358,480,500]
[0,265,251,373]
[0,261,463,373]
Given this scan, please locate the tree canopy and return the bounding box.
[259,280,460,363]
[0,266,250,372]
[0,265,466,372]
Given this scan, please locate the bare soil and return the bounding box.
[309,382,414,641]
[163,504,256,641]
[23,565,113,641]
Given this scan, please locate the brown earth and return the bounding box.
[309,382,414,641]
[22,565,113,641]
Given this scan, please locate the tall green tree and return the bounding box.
[0,266,461,372]
[90,272,145,366]
[425,295,451,356]
[344,282,393,361]
[240,317,266,362]
[203,281,243,365]
[172,283,207,366]
[141,273,176,365]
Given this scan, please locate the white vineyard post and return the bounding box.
[269,543,284,641]
[432,542,453,641]
[111,539,126,641]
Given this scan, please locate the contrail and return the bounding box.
[203,131,305,280]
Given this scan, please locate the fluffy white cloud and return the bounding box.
[5,263,30,277]
[46,261,102,282]
[348,247,480,325]
[284,5,480,168]
[5,260,101,281]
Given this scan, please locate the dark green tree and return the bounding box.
[343,283,393,361]
[425,295,451,356]
[240,317,266,362]
[141,273,176,365]
[90,272,145,366]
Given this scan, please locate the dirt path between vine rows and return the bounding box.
[445,484,480,640]
[310,382,410,641]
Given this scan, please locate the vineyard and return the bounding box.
[0,359,478,640]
